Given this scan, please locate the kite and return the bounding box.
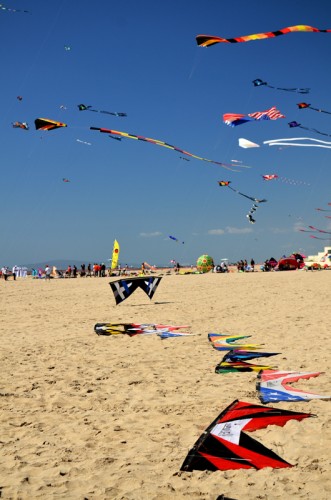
[64,45,71,51]
[264,137,331,149]
[300,225,331,234]
[215,359,275,374]
[262,174,310,186]
[78,104,127,117]
[180,400,314,471]
[196,25,331,47]
[76,139,92,146]
[218,181,267,224]
[224,107,285,127]
[218,181,267,204]
[169,235,184,244]
[17,96,22,101]
[222,350,280,362]
[90,127,248,171]
[208,333,262,351]
[34,118,67,131]
[109,276,162,305]
[157,331,193,339]
[60,105,67,110]
[179,156,190,161]
[238,138,260,149]
[110,239,120,270]
[309,235,330,240]
[288,121,331,138]
[12,121,29,130]
[253,79,310,94]
[62,178,70,183]
[257,370,331,403]
[316,206,331,212]
[297,102,331,115]
[94,322,188,336]
[0,3,29,13]
[109,135,122,141]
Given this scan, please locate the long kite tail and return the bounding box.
[90,126,243,171]
[196,25,331,46]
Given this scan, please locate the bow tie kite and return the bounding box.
[196,25,331,47]
[109,276,162,305]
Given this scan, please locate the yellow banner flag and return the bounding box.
[111,240,120,269]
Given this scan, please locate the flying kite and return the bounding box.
[34,118,67,131]
[78,104,127,117]
[309,235,331,240]
[109,276,162,305]
[180,400,314,471]
[262,174,310,186]
[90,127,247,171]
[76,139,92,146]
[62,178,70,183]
[179,156,190,161]
[64,45,71,51]
[0,3,29,13]
[288,121,331,138]
[17,95,23,101]
[297,102,331,115]
[263,137,331,149]
[12,121,29,130]
[224,107,285,127]
[196,25,331,47]
[253,79,310,94]
[109,135,122,141]
[169,235,184,244]
[218,181,267,224]
[238,138,260,148]
[316,205,331,212]
[257,370,331,403]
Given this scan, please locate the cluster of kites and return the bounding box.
[10,22,331,231]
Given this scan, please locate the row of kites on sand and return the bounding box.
[93,266,330,476]
[9,23,331,227]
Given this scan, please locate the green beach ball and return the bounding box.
[196,254,214,273]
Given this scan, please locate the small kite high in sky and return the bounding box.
[288,121,331,138]
[90,127,247,171]
[196,25,331,47]
[297,102,331,115]
[78,104,127,117]
[0,3,29,13]
[224,107,285,127]
[12,121,29,130]
[62,178,70,183]
[169,235,184,244]
[253,79,310,94]
[35,118,67,131]
[218,181,267,224]
[180,400,314,471]
[262,174,310,186]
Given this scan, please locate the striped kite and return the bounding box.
[90,127,247,171]
[35,118,67,131]
[196,25,331,47]
[224,107,285,127]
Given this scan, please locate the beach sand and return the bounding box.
[1,270,330,499]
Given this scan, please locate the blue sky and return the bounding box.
[1,0,331,267]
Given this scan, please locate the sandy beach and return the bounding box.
[1,270,330,499]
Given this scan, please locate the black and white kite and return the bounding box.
[109,276,162,305]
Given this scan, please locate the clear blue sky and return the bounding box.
[1,0,331,267]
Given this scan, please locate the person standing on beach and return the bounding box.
[12,265,18,280]
[45,265,51,281]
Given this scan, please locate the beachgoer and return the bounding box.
[45,265,51,281]
[250,259,255,271]
[1,266,9,281]
[141,262,146,275]
[12,265,18,280]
